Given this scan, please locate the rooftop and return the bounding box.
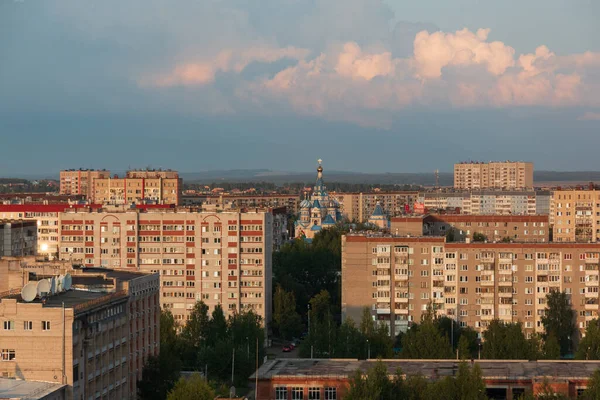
[252,359,600,381]
[0,378,65,399]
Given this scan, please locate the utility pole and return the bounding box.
[231,348,235,384]
[254,337,259,400]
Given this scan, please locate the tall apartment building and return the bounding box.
[0,220,37,257]
[60,169,111,198]
[92,170,181,205]
[57,208,272,324]
[454,161,533,190]
[342,234,600,338]
[418,190,550,215]
[551,189,600,243]
[182,194,301,214]
[334,192,418,222]
[0,260,160,399]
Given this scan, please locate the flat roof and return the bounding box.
[0,378,65,399]
[252,359,600,381]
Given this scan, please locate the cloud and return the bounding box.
[578,112,600,121]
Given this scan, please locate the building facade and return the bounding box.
[334,192,418,222]
[0,264,160,400]
[454,162,534,190]
[60,170,111,199]
[551,189,600,243]
[0,220,37,257]
[92,170,181,205]
[342,234,600,338]
[418,190,550,215]
[182,194,300,214]
[418,215,549,243]
[57,208,272,324]
[295,161,342,240]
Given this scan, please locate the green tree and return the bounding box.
[401,319,453,359]
[482,320,531,359]
[576,319,600,360]
[455,362,487,400]
[334,317,365,358]
[445,229,455,242]
[536,377,568,399]
[166,373,215,400]
[457,336,471,360]
[300,290,336,357]
[273,285,303,339]
[580,368,600,399]
[472,232,487,242]
[207,304,228,345]
[543,333,561,360]
[360,306,375,337]
[345,361,408,400]
[541,291,575,356]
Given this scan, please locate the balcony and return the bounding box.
[480,280,494,286]
[585,291,599,298]
[498,280,513,286]
[376,308,391,315]
[480,269,494,275]
[395,274,409,281]
[481,314,495,321]
[396,297,409,303]
[498,269,513,275]
[498,291,513,298]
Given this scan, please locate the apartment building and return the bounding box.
[92,170,181,205]
[182,194,300,214]
[418,190,550,215]
[454,161,533,190]
[57,208,272,324]
[0,205,172,260]
[551,189,600,243]
[60,169,110,198]
[342,234,600,338]
[0,261,160,399]
[417,215,549,243]
[334,192,418,222]
[0,220,37,257]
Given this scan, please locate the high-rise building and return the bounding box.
[551,188,600,243]
[454,161,533,190]
[0,259,160,399]
[0,220,37,257]
[57,208,272,324]
[342,234,600,338]
[418,190,550,215]
[60,169,111,199]
[334,191,418,222]
[92,169,181,205]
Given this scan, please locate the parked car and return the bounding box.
[282,345,292,352]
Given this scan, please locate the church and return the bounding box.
[295,160,342,241]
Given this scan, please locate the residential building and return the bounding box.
[0,378,66,400]
[418,190,550,215]
[57,208,272,324]
[60,169,111,198]
[418,215,549,243]
[551,189,600,243]
[454,161,533,190]
[92,170,181,205]
[252,359,600,400]
[0,220,37,257]
[0,193,85,205]
[0,262,160,399]
[342,234,600,338]
[295,161,342,241]
[334,191,418,222]
[181,194,300,214]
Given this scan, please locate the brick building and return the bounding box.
[0,220,37,257]
[342,234,600,338]
[92,169,181,205]
[0,263,160,399]
[60,169,111,199]
[454,161,533,190]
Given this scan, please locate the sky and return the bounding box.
[1,0,599,176]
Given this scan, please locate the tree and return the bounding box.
[536,377,568,400]
[166,373,216,400]
[300,290,336,357]
[541,291,575,356]
[457,336,471,360]
[472,232,487,242]
[401,319,453,359]
[334,317,365,358]
[576,319,600,360]
[360,307,375,337]
[445,229,455,242]
[580,368,600,399]
[455,362,487,400]
[345,361,402,400]
[543,334,561,360]
[482,320,531,359]
[273,285,303,339]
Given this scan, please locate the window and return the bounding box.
[276,387,287,400]
[1,349,15,361]
[3,321,14,330]
[309,387,321,400]
[42,321,51,331]
[23,321,32,331]
[325,387,337,400]
[292,387,304,400]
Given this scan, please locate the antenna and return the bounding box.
[63,274,72,291]
[37,279,51,297]
[21,282,37,302]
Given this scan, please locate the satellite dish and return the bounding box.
[37,279,51,297]
[50,277,56,295]
[57,275,65,292]
[63,274,72,291]
[21,282,37,302]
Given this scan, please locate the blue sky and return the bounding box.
[1,0,599,176]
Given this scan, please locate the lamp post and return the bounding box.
[367,339,371,360]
